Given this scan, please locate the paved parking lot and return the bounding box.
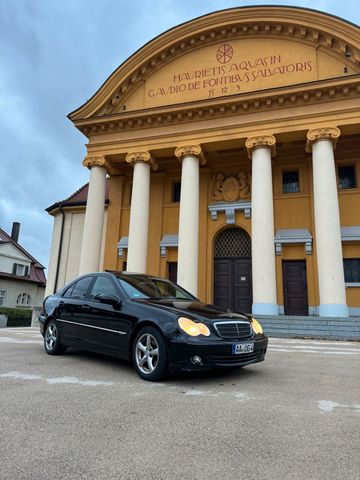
[1,327,359,480]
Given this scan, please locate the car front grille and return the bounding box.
[213,321,252,339]
[208,352,259,364]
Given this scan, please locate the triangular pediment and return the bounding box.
[69,6,360,124]
[0,242,31,263]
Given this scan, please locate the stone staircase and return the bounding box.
[256,315,360,341]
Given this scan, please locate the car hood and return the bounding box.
[134,298,251,322]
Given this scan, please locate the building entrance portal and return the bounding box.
[214,228,252,313]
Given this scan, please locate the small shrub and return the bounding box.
[0,307,32,327]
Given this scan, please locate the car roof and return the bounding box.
[56,271,170,296]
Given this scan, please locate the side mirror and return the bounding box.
[96,294,122,309]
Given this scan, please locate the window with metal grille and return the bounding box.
[344,258,360,282]
[338,165,356,189]
[283,170,300,193]
[215,228,251,257]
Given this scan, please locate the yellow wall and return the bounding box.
[103,139,360,310]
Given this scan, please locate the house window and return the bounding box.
[283,171,300,194]
[12,263,29,276]
[0,290,6,307]
[338,165,356,189]
[16,293,31,306]
[172,182,181,202]
[344,258,360,283]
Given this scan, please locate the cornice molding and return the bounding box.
[125,151,158,170]
[305,126,341,152]
[174,144,206,165]
[69,7,360,122]
[245,135,277,157]
[75,76,360,137]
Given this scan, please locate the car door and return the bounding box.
[79,275,132,357]
[57,276,94,344]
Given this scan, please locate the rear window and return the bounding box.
[70,277,93,300]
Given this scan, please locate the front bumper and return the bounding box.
[168,335,268,371]
[38,315,46,336]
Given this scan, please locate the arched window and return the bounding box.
[16,293,31,306]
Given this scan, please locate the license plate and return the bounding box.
[232,343,254,355]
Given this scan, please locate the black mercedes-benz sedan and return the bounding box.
[39,272,268,381]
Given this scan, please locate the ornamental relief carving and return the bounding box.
[211,171,251,202]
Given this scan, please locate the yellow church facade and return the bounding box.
[51,6,360,317]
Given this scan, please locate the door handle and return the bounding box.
[59,301,64,306]
[81,304,91,310]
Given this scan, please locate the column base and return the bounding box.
[319,304,349,318]
[252,303,279,316]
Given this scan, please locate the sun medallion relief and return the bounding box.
[211,172,251,202]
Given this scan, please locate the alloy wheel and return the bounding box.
[45,323,57,351]
[135,333,159,374]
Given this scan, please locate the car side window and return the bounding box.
[62,283,75,298]
[89,276,118,301]
[70,277,93,300]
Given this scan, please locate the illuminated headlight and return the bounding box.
[251,317,263,334]
[178,317,210,337]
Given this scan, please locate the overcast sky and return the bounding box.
[0,0,359,272]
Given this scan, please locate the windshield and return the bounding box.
[117,275,196,300]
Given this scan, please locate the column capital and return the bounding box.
[125,151,158,171]
[245,135,276,159]
[83,155,109,170]
[306,127,340,153]
[175,144,206,165]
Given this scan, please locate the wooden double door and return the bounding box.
[214,257,252,313]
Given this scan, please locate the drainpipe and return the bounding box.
[53,205,65,293]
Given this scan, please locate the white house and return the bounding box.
[0,223,46,309]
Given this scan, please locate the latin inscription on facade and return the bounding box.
[145,38,317,108]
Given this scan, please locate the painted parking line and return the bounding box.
[271,345,360,352]
[1,328,39,333]
[0,336,43,344]
[318,400,360,413]
[269,338,360,355]
[269,338,359,347]
[270,348,360,355]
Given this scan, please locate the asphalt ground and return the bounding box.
[0,327,359,480]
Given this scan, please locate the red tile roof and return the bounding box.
[46,180,110,213]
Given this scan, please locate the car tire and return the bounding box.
[132,326,168,381]
[44,320,66,355]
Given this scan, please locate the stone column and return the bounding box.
[79,156,107,275]
[306,127,348,317]
[245,135,278,316]
[125,152,157,273]
[175,145,205,296]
